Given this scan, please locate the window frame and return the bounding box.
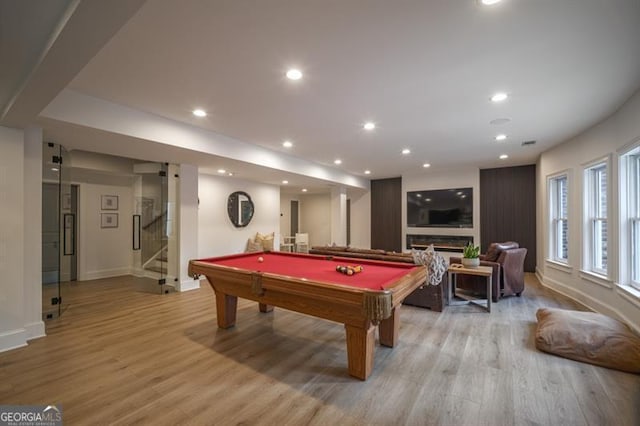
[548,172,570,264]
[619,141,640,291]
[583,157,610,278]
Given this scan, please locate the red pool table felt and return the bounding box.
[196,251,418,291]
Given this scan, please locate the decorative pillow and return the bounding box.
[535,307,640,374]
[411,249,427,265]
[255,232,274,251]
[424,245,447,286]
[246,238,263,252]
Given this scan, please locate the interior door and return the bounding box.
[290,200,299,235]
[137,163,169,293]
[58,145,73,314]
[42,143,73,320]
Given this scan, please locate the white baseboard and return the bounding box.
[79,267,133,281]
[0,329,28,353]
[25,321,46,340]
[178,278,201,292]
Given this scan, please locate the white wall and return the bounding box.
[279,192,298,239]
[0,126,27,351]
[77,181,135,280]
[198,174,280,256]
[402,167,481,252]
[330,187,347,246]
[23,128,44,340]
[69,150,135,174]
[537,89,640,333]
[300,193,332,247]
[348,188,371,249]
[177,164,199,291]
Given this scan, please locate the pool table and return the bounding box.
[189,251,426,380]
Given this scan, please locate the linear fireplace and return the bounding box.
[406,234,474,252]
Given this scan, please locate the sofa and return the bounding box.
[309,245,447,311]
[450,241,527,302]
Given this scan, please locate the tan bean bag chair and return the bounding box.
[535,307,640,374]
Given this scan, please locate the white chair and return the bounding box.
[280,235,295,252]
[295,233,309,253]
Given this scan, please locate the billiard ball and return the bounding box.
[258,256,264,262]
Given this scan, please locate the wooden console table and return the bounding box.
[447,265,492,313]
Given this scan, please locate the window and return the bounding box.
[621,146,640,290]
[549,174,569,262]
[584,161,608,275]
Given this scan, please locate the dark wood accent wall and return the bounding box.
[371,177,402,252]
[480,165,536,272]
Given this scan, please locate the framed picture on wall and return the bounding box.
[101,213,119,228]
[101,195,119,210]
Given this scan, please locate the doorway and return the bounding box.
[290,200,299,235]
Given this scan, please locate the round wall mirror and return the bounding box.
[227,191,254,227]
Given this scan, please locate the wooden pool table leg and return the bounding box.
[378,307,400,347]
[214,289,237,328]
[345,323,375,380]
[259,303,273,313]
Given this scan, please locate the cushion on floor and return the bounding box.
[535,307,640,374]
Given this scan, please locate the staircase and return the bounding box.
[143,246,168,275]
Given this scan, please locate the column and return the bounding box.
[331,186,347,246]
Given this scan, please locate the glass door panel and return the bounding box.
[42,143,74,320]
[136,163,169,293]
[42,143,61,319]
[58,145,73,314]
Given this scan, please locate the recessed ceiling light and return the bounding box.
[286,69,302,80]
[282,180,289,184]
[495,134,507,141]
[334,159,342,165]
[423,163,431,168]
[364,170,371,175]
[51,167,59,172]
[193,109,207,117]
[457,191,463,195]
[416,194,422,198]
[480,0,502,5]
[402,149,411,155]
[282,140,293,148]
[491,93,508,102]
[217,169,226,174]
[499,154,509,159]
[364,122,376,131]
[228,172,234,176]
[426,198,431,202]
[302,188,308,192]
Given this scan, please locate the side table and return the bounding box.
[447,264,492,313]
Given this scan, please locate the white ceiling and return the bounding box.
[4,0,640,189]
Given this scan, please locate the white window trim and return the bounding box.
[547,170,571,265]
[582,156,610,279]
[619,138,640,291]
[546,259,573,274]
[579,269,613,289]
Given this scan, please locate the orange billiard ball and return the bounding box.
[258,256,264,263]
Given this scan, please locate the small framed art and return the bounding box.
[101,213,119,228]
[101,195,119,210]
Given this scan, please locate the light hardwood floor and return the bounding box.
[1,274,638,425]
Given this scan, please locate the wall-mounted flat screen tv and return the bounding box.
[407,188,473,228]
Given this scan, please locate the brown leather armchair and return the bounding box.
[450,242,527,302]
